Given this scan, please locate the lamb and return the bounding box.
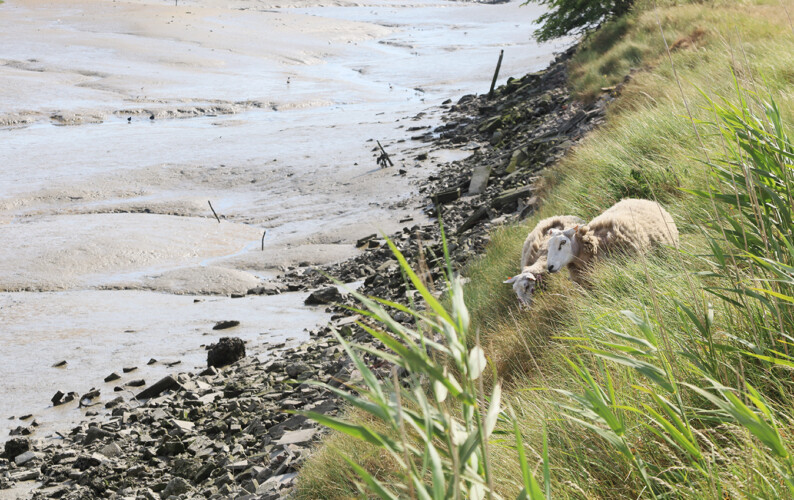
[546,198,679,284]
[504,215,584,307]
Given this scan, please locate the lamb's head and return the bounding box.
[547,226,585,273]
[503,272,540,308]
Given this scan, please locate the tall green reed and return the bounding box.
[687,85,794,361]
[555,87,794,497]
[299,232,548,499]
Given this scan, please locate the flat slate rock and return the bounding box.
[491,185,532,210]
[135,375,182,400]
[468,164,491,195]
[14,450,37,466]
[276,428,316,446]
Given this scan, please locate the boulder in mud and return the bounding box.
[3,437,30,460]
[207,337,246,368]
[304,286,343,306]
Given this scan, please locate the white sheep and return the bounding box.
[546,198,679,284]
[504,215,584,306]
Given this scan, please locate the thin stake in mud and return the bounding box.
[488,49,504,99]
[261,229,267,251]
[208,200,221,223]
[376,140,394,168]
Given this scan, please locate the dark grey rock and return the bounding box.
[286,363,309,379]
[247,283,283,296]
[456,206,490,234]
[84,426,114,445]
[431,184,464,205]
[51,390,64,406]
[9,468,39,481]
[304,286,342,306]
[207,337,246,368]
[162,476,193,498]
[491,185,532,211]
[104,396,124,409]
[73,455,101,471]
[135,375,182,400]
[98,442,122,458]
[81,388,100,400]
[212,320,240,330]
[3,437,30,460]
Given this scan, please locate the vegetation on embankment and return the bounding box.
[297,0,794,497]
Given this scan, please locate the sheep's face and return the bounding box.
[547,227,577,273]
[503,272,538,308]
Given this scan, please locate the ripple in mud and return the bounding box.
[0,213,263,293]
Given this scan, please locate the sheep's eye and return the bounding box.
[559,241,566,250]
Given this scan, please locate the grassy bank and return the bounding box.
[297,0,794,497]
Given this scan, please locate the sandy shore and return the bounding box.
[0,0,564,438]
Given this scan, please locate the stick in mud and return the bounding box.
[208,200,221,223]
[261,229,267,251]
[488,49,504,99]
[376,140,394,168]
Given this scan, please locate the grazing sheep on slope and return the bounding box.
[546,199,679,285]
[504,215,584,306]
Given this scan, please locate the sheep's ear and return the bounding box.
[577,225,590,235]
[545,223,563,235]
[563,226,577,238]
[504,276,520,284]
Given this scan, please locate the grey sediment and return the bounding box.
[0,45,619,499]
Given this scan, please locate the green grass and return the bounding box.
[296,1,794,498]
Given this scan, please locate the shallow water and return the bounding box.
[0,290,328,432]
[0,0,566,436]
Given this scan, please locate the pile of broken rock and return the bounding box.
[0,334,357,499]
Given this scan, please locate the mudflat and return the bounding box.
[0,0,561,436]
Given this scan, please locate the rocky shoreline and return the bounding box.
[1,46,616,499]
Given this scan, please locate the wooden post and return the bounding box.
[261,230,267,251]
[488,49,504,99]
[208,200,221,223]
[376,140,394,168]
